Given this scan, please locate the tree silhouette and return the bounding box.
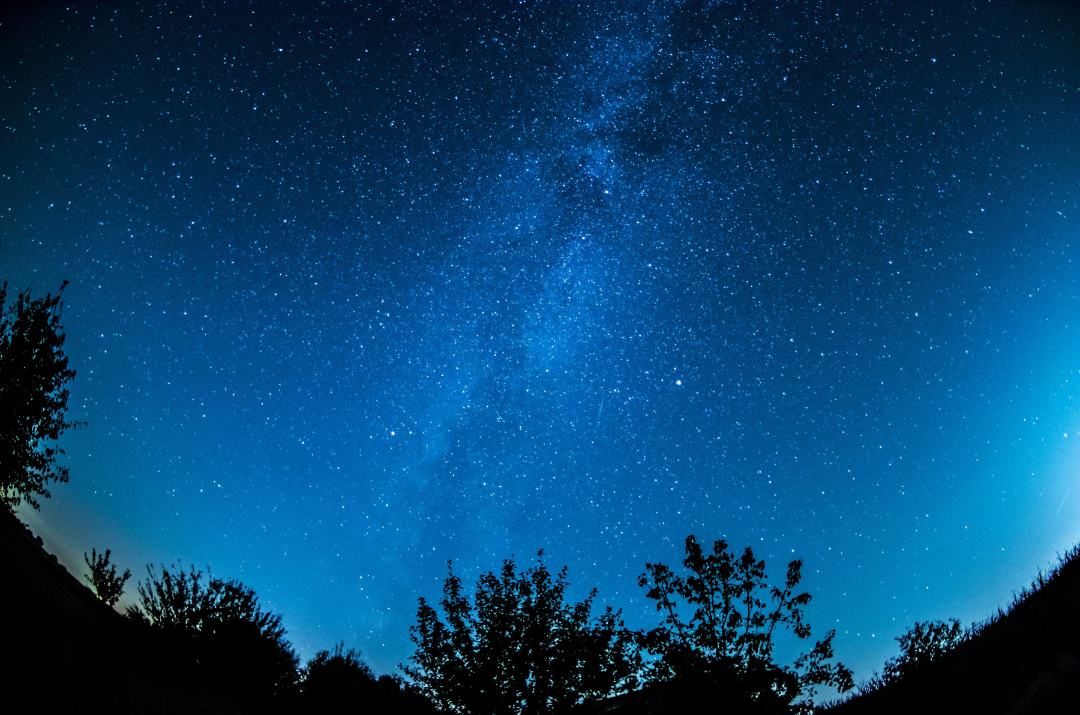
[0,281,80,509]
[83,547,131,607]
[130,562,299,707]
[637,535,853,713]
[406,551,640,715]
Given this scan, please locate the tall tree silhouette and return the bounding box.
[0,281,80,509]
[637,535,853,714]
[406,551,640,715]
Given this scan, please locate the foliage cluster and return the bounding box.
[0,282,79,509]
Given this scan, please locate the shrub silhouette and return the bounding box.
[636,535,854,714]
[0,281,80,509]
[130,562,299,708]
[406,551,640,714]
[888,619,965,676]
[83,547,131,607]
[858,618,966,693]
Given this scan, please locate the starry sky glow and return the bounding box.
[3,0,1080,681]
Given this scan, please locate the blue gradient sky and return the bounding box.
[3,1,1080,682]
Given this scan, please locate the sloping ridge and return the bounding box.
[829,547,1080,715]
[0,506,244,715]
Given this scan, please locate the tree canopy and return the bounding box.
[0,281,79,509]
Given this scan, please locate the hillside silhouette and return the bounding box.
[828,546,1080,715]
[1,507,439,715]
[0,505,246,714]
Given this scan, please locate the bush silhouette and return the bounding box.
[858,618,966,694]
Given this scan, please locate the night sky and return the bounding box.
[3,0,1080,682]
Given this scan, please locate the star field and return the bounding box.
[3,1,1080,680]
